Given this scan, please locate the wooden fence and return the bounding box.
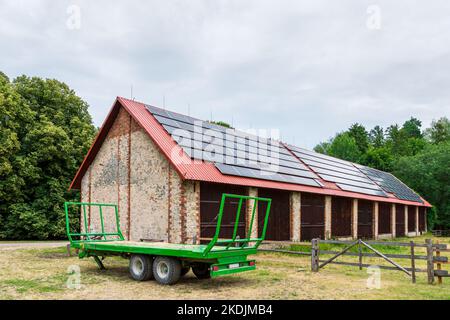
[311,238,448,284]
[432,230,450,237]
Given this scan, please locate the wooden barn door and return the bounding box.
[378,203,392,235]
[396,204,405,237]
[408,206,416,232]
[331,197,352,237]
[200,182,247,240]
[357,200,373,239]
[258,188,290,241]
[419,207,426,232]
[301,193,325,241]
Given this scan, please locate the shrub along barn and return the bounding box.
[69,97,432,243]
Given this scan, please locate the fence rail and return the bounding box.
[432,230,450,237]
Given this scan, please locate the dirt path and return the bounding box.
[0,241,69,249]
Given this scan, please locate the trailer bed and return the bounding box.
[65,193,272,284]
[73,240,257,260]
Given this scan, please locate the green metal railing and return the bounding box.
[64,193,271,257]
[202,193,272,256]
[64,202,124,244]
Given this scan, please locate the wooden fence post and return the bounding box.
[358,239,363,270]
[426,239,434,284]
[436,240,442,285]
[410,241,416,283]
[311,238,319,272]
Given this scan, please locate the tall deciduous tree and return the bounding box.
[394,142,450,229]
[327,132,361,163]
[402,117,423,139]
[348,123,369,155]
[314,115,448,228]
[425,117,450,144]
[369,125,385,148]
[0,73,96,239]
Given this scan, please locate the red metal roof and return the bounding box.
[70,97,432,208]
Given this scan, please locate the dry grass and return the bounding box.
[1,235,450,300]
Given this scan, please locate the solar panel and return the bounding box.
[147,104,422,202]
[146,105,322,187]
[337,184,388,197]
[215,163,322,187]
[286,144,387,197]
[356,165,423,203]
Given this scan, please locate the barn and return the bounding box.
[69,97,432,243]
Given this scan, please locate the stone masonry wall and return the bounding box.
[80,107,199,243]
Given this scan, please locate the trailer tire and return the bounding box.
[129,254,153,281]
[153,256,181,285]
[192,263,211,279]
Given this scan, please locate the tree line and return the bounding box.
[314,117,450,229]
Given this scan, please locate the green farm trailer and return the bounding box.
[65,193,271,285]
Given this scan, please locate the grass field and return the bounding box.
[0,234,449,300]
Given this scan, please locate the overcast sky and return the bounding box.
[1,1,449,148]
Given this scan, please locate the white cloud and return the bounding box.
[1,0,449,148]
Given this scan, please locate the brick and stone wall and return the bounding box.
[80,107,199,243]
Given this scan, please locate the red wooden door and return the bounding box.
[396,204,405,236]
[378,203,392,235]
[357,200,373,239]
[301,193,325,241]
[200,182,247,240]
[331,197,352,237]
[258,188,291,241]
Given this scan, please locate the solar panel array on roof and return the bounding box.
[144,104,425,203]
[356,165,423,203]
[286,145,388,197]
[145,105,323,187]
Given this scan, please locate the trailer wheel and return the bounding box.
[129,254,153,281]
[153,256,181,285]
[180,266,190,277]
[192,263,211,279]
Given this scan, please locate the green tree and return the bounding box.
[313,115,448,228]
[386,120,426,157]
[327,132,361,162]
[394,142,450,229]
[362,146,393,172]
[314,141,331,154]
[425,117,450,144]
[386,124,400,142]
[402,117,423,139]
[0,73,96,240]
[369,125,385,148]
[0,75,34,229]
[348,123,369,154]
